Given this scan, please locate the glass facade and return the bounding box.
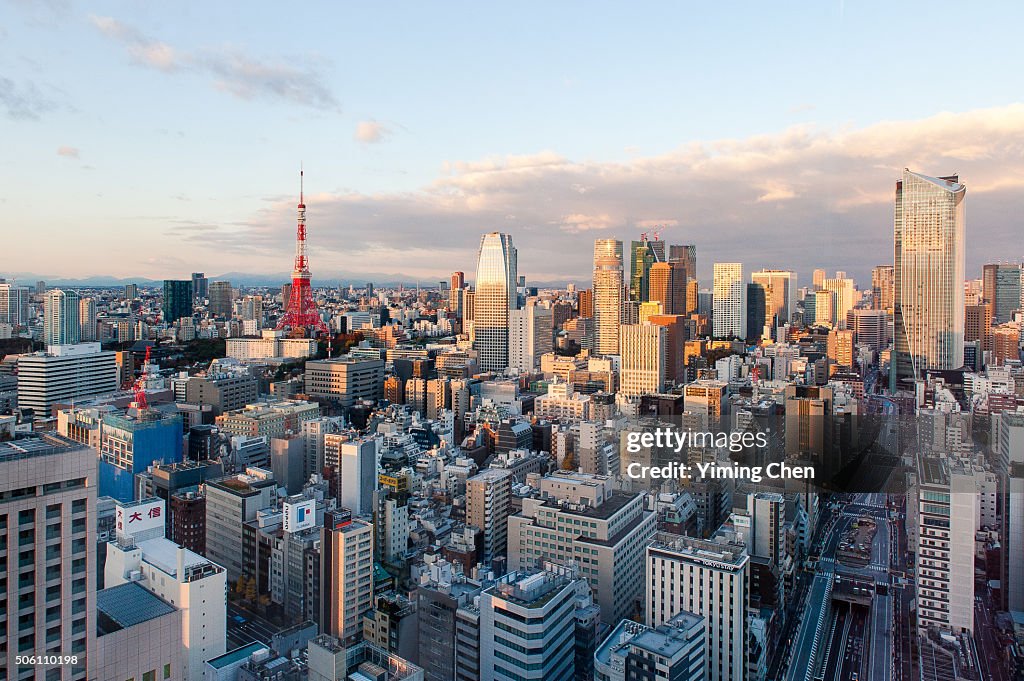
[892,169,966,390]
[473,233,517,371]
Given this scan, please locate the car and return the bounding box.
[233,615,246,624]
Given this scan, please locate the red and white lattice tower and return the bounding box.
[277,170,329,336]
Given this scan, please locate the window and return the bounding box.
[163,664,172,679]
[72,499,86,514]
[46,504,61,520]
[19,509,34,524]
[143,672,155,681]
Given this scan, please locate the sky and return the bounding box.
[2,1,1024,287]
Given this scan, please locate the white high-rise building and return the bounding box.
[16,343,119,416]
[646,534,748,681]
[480,567,597,681]
[915,456,977,634]
[105,498,227,681]
[593,239,624,356]
[892,170,966,390]
[0,282,30,325]
[508,300,553,371]
[619,323,666,397]
[44,288,81,346]
[823,277,855,329]
[473,232,518,372]
[713,263,746,339]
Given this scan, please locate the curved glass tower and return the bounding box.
[892,169,966,391]
[474,232,518,371]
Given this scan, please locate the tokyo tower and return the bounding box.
[277,170,329,336]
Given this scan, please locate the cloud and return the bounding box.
[175,104,1024,284]
[89,15,339,111]
[0,76,57,120]
[354,120,391,144]
[56,145,79,158]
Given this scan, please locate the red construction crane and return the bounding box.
[131,345,151,410]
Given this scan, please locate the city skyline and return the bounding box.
[4,3,1024,282]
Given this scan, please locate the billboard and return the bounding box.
[115,498,165,538]
[283,499,316,533]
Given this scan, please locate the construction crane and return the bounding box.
[131,345,152,410]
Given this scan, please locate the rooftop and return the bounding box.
[0,432,87,463]
[205,642,270,670]
[96,582,176,634]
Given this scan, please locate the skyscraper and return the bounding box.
[871,265,895,311]
[191,272,208,301]
[712,263,746,339]
[43,288,81,345]
[593,239,624,355]
[320,509,375,642]
[822,277,855,329]
[208,280,233,318]
[619,323,666,397]
[892,170,966,391]
[812,268,826,290]
[473,232,517,372]
[79,296,97,341]
[0,433,98,680]
[648,262,686,315]
[449,271,465,317]
[508,300,553,371]
[982,263,1022,324]
[629,237,666,302]
[163,279,194,324]
[0,282,29,325]
[751,269,797,331]
[466,468,512,563]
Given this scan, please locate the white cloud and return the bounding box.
[180,104,1024,284]
[354,120,390,144]
[89,15,338,110]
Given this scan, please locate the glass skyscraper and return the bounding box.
[473,232,517,371]
[892,169,966,391]
[162,279,194,324]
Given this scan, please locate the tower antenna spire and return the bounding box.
[300,163,304,204]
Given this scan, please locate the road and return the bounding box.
[226,600,280,650]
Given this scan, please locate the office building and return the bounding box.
[473,232,518,371]
[184,371,259,415]
[226,329,318,360]
[915,456,977,634]
[983,263,1022,324]
[105,498,227,681]
[16,342,119,417]
[204,471,278,581]
[997,413,1024,612]
[746,282,766,341]
[99,410,184,502]
[508,473,656,624]
[892,170,966,390]
[480,568,598,681]
[319,509,375,642]
[208,280,233,318]
[215,399,320,439]
[629,237,666,302]
[95,582,182,681]
[594,612,706,681]
[993,325,1021,365]
[751,269,797,330]
[713,263,746,339]
[646,533,748,681]
[163,279,194,324]
[812,268,826,290]
[466,468,513,562]
[191,272,208,301]
[964,303,993,352]
[323,434,378,516]
[0,282,30,325]
[43,288,81,345]
[850,308,889,353]
[0,433,97,681]
[827,328,855,368]
[822,277,855,329]
[508,300,553,371]
[578,288,594,318]
[619,323,666,397]
[78,296,97,342]
[593,239,624,355]
[307,634,424,681]
[305,356,386,407]
[872,265,895,311]
[648,261,686,315]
